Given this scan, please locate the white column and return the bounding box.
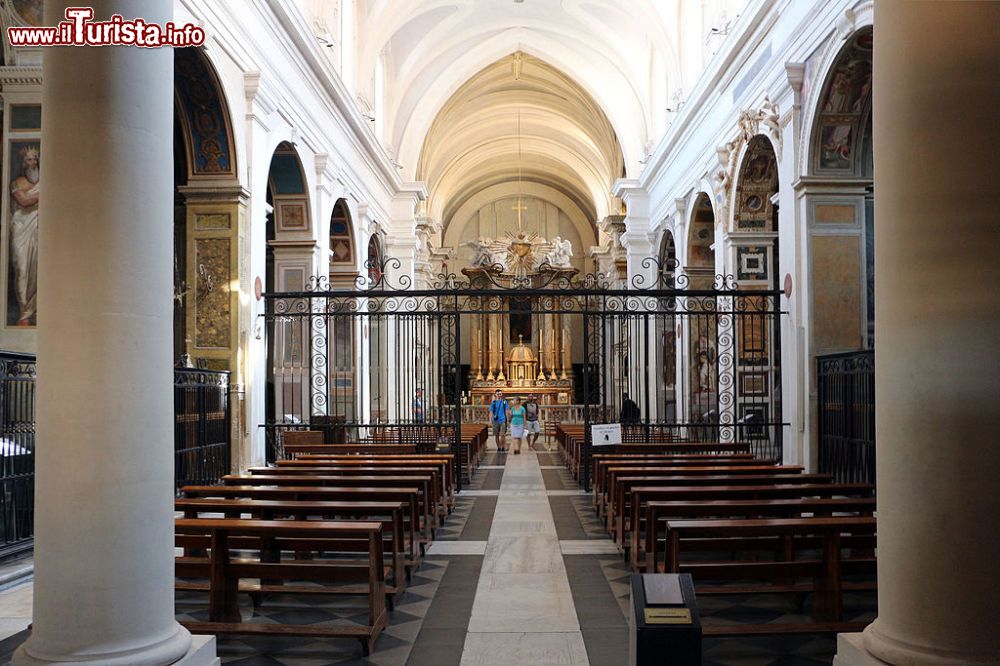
[836,3,1000,665]
[15,1,214,664]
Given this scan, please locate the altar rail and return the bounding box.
[817,350,875,485]
[461,404,609,425]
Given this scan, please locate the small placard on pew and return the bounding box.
[591,423,622,446]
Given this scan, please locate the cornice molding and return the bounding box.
[0,66,42,87]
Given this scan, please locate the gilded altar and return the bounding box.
[463,232,577,405]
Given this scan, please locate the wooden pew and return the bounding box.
[662,516,877,634]
[641,497,877,572]
[590,453,757,496]
[176,497,411,593]
[597,463,796,516]
[275,456,457,503]
[223,474,438,538]
[625,483,874,563]
[175,518,387,654]
[181,485,426,558]
[247,465,452,517]
[286,443,418,456]
[608,470,821,547]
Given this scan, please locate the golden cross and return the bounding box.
[512,198,528,230]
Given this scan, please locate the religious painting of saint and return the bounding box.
[7,141,40,327]
[11,0,43,27]
[820,124,852,169]
[691,332,717,394]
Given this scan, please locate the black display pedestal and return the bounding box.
[629,573,702,665]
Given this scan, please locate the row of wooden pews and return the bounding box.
[174,434,483,655]
[555,424,752,481]
[564,436,878,637]
[282,425,488,483]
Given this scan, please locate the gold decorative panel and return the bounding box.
[194,238,231,349]
[812,235,862,351]
[195,212,231,230]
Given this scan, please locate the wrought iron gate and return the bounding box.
[262,259,786,489]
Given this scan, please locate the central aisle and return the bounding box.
[459,448,590,665]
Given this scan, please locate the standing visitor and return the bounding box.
[523,393,541,450]
[509,396,526,454]
[489,389,510,453]
[413,388,425,423]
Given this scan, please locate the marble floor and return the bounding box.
[461,445,590,665]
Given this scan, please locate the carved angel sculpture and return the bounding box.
[545,236,574,268]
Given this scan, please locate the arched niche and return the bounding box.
[732,135,779,291]
[367,233,384,285]
[685,193,716,289]
[658,228,677,288]
[264,142,313,293]
[172,47,242,370]
[329,198,357,287]
[656,229,678,421]
[805,26,875,352]
[174,47,237,179]
[810,27,873,178]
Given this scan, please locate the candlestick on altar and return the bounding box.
[496,341,506,382]
[475,318,484,380]
[486,328,495,381]
[561,327,570,380]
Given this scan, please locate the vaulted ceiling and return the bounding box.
[347,0,698,228]
[418,53,623,232]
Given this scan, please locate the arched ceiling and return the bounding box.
[356,0,686,182]
[418,52,624,235]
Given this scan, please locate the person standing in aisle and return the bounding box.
[509,396,526,454]
[523,393,541,450]
[489,389,510,453]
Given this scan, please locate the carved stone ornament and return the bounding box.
[714,96,782,203]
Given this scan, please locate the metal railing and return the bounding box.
[0,356,232,562]
[817,350,875,484]
[0,352,35,560]
[174,368,231,492]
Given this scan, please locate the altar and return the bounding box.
[462,231,577,405]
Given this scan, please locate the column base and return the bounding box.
[12,624,216,666]
[860,620,1000,665]
[833,633,888,666]
[175,634,219,666]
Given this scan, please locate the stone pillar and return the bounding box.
[15,1,215,664]
[835,3,1000,664]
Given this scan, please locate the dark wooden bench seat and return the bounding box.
[600,465,804,519]
[175,497,412,588]
[287,444,418,456]
[662,516,877,627]
[175,518,387,655]
[246,466,452,516]
[181,485,427,556]
[621,482,873,561]
[222,474,439,537]
[279,454,456,492]
[591,455,760,503]
[609,473,832,547]
[640,497,877,572]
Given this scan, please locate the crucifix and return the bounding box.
[512,198,528,231]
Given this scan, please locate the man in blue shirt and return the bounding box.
[489,389,510,453]
[413,388,425,423]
